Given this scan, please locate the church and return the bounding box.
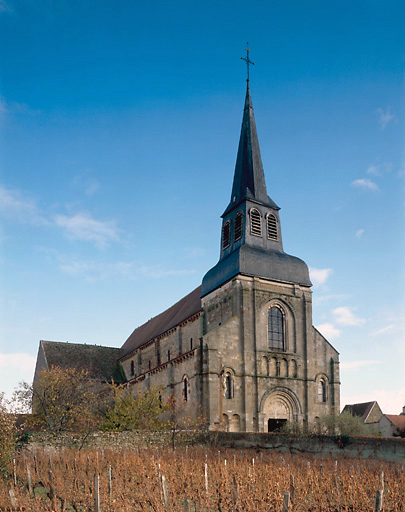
[34,77,340,433]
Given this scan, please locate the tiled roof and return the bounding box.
[40,340,124,382]
[386,414,405,431]
[120,286,202,359]
[342,401,376,420]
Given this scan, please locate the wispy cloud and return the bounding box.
[313,294,349,305]
[0,1,11,13]
[333,306,365,326]
[351,178,379,192]
[316,323,341,340]
[355,228,365,238]
[73,172,100,197]
[0,96,41,117]
[54,212,119,249]
[340,360,380,370]
[0,185,48,225]
[375,107,396,130]
[309,267,333,287]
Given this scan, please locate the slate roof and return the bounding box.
[342,401,376,421]
[39,340,124,382]
[120,285,202,359]
[385,414,405,431]
[223,83,278,217]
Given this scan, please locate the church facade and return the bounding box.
[117,83,340,432]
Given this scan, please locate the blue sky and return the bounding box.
[0,0,404,414]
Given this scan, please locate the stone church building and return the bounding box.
[34,82,340,433]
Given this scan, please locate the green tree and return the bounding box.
[100,384,168,431]
[0,393,16,477]
[318,411,377,436]
[13,366,101,433]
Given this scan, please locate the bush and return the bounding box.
[0,393,16,477]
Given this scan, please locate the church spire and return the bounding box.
[223,62,278,216]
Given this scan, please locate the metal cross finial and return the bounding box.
[241,43,254,82]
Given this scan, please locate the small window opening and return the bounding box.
[130,360,135,376]
[222,220,231,249]
[184,377,188,402]
[234,211,243,241]
[267,214,278,240]
[190,338,193,351]
[225,373,233,399]
[318,379,327,403]
[168,350,171,361]
[159,394,162,409]
[148,360,151,371]
[250,209,262,237]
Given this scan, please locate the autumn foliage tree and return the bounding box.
[100,384,168,432]
[0,393,16,477]
[14,366,102,433]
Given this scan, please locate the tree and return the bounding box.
[13,366,102,433]
[0,393,15,477]
[100,384,168,432]
[318,411,377,436]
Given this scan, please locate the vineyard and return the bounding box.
[1,446,404,511]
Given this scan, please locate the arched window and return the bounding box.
[130,360,135,377]
[318,379,327,403]
[234,211,243,241]
[222,220,231,249]
[290,359,298,378]
[250,208,262,237]
[268,306,285,351]
[183,376,189,402]
[267,214,278,240]
[224,372,234,399]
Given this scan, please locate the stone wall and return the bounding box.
[209,431,405,463]
[25,430,405,463]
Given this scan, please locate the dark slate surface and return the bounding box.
[342,402,375,420]
[40,340,124,382]
[120,286,202,359]
[223,83,278,217]
[201,244,311,297]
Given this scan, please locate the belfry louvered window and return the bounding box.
[267,214,278,240]
[222,220,231,249]
[268,306,285,351]
[234,211,243,241]
[250,208,262,237]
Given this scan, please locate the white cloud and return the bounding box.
[309,267,333,287]
[366,165,380,176]
[0,185,48,225]
[371,324,395,336]
[0,96,41,117]
[316,323,341,340]
[375,107,396,130]
[0,0,11,13]
[355,228,364,238]
[333,306,366,326]
[0,352,37,401]
[340,360,380,370]
[54,212,119,249]
[351,178,379,192]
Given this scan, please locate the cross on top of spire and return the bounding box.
[241,43,254,82]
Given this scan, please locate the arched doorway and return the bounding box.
[260,387,301,432]
[229,414,241,432]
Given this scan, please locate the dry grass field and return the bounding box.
[1,446,404,511]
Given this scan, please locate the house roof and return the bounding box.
[39,340,124,382]
[120,285,202,359]
[342,401,377,421]
[385,415,405,431]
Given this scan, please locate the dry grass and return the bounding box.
[1,446,404,511]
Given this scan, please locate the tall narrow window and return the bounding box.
[190,338,193,351]
[268,306,285,351]
[183,377,188,402]
[234,211,243,241]
[130,360,135,376]
[167,350,171,361]
[267,214,278,240]
[250,208,262,237]
[225,373,234,399]
[222,220,231,249]
[318,379,327,402]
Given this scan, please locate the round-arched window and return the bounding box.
[268,306,285,351]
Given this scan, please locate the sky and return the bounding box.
[0,0,404,415]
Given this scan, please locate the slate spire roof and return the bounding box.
[223,82,278,216]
